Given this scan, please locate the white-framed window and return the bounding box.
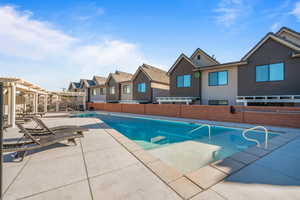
[110,86,115,94]
[92,88,97,96]
[100,88,105,95]
[123,85,131,94]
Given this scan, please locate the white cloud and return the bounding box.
[214,0,244,27]
[0,5,146,90]
[0,6,76,60]
[290,2,300,21]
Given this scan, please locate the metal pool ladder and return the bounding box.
[242,126,269,149]
[189,124,212,140]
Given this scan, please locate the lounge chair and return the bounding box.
[3,123,84,161]
[25,117,88,136]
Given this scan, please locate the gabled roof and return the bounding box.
[79,79,96,88]
[68,82,80,91]
[241,33,300,61]
[190,48,219,65]
[105,71,133,84]
[167,53,198,75]
[71,82,80,89]
[132,64,169,85]
[93,76,106,85]
[276,27,300,40]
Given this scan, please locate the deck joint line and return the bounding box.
[79,139,94,200]
[3,156,31,196]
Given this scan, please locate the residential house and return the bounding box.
[89,76,107,103]
[67,82,81,92]
[79,79,96,102]
[105,71,133,103]
[132,63,169,103]
[236,27,300,106]
[160,48,219,104]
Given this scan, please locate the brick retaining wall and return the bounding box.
[87,103,300,128]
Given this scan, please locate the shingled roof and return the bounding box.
[93,76,106,85]
[106,71,133,84]
[134,64,169,84]
[80,79,96,88]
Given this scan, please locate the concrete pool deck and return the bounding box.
[2,112,300,199]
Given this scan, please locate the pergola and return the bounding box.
[0,78,86,128]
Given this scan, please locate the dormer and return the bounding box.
[190,48,219,67]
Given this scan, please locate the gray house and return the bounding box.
[163,27,300,106]
[68,82,81,92]
[236,27,300,106]
[105,71,133,103]
[132,63,169,103]
[89,76,107,103]
[159,48,220,104]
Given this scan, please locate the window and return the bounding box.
[256,63,284,82]
[177,75,191,88]
[123,85,131,94]
[100,88,105,95]
[138,83,146,93]
[110,86,115,94]
[208,100,228,105]
[208,71,228,86]
[92,89,97,96]
[197,55,201,60]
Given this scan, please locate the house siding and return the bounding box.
[152,88,169,103]
[120,82,133,101]
[90,87,106,102]
[132,71,152,102]
[238,38,300,96]
[169,58,201,98]
[201,66,238,105]
[106,78,120,102]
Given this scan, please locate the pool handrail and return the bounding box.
[188,124,211,140]
[242,126,269,149]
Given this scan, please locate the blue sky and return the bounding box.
[0,0,300,90]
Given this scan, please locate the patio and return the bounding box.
[2,114,300,200]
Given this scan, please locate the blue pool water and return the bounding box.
[76,112,278,162]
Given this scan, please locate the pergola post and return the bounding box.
[44,94,48,113]
[55,96,60,112]
[23,94,27,113]
[7,87,11,125]
[33,93,38,113]
[82,94,86,111]
[8,83,16,128]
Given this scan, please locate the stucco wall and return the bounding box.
[201,66,238,105]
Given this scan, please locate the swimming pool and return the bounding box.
[76,112,278,172]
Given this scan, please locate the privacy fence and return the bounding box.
[87,103,300,128]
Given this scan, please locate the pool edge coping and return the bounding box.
[80,112,300,200]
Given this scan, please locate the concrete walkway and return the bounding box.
[2,115,300,200]
[3,117,181,200]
